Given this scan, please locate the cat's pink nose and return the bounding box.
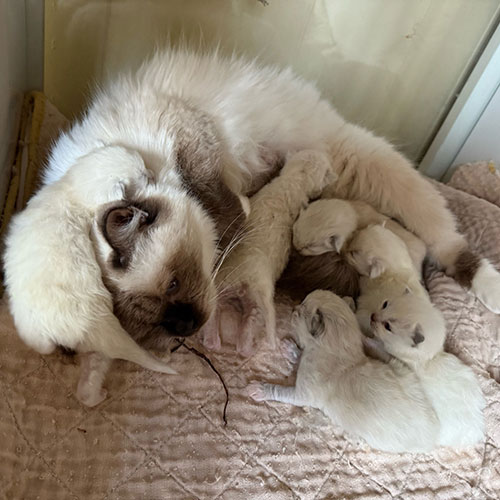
[370,313,377,323]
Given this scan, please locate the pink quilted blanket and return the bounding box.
[1,165,500,499]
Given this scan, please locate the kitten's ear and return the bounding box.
[331,235,345,253]
[346,250,361,269]
[369,258,385,278]
[412,325,425,346]
[308,309,325,337]
[342,296,356,312]
[404,286,412,294]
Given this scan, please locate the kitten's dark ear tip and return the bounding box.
[412,326,425,345]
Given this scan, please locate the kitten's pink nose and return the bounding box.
[370,313,377,323]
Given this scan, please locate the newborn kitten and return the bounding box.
[202,150,336,355]
[347,224,434,338]
[293,198,426,274]
[364,294,485,448]
[349,225,485,447]
[248,290,439,453]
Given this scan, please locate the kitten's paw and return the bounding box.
[202,332,222,352]
[362,336,393,363]
[284,150,337,196]
[247,381,268,402]
[236,336,256,357]
[77,385,108,407]
[471,260,500,314]
[280,338,301,364]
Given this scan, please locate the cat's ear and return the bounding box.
[404,285,412,294]
[307,309,325,337]
[412,325,425,346]
[342,296,356,312]
[330,235,346,253]
[369,257,385,278]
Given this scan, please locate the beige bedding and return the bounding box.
[1,103,499,498]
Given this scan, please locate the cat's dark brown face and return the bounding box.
[94,193,216,349]
[92,98,249,349]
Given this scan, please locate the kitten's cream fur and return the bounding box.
[362,292,485,448]
[293,198,426,273]
[347,224,433,336]
[248,290,440,453]
[202,150,336,355]
[350,225,484,447]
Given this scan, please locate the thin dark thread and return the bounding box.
[172,339,229,426]
[171,338,185,353]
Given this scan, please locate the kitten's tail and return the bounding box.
[85,314,177,374]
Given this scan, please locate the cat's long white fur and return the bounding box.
[3,146,177,385]
[43,49,500,314]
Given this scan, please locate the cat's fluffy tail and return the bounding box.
[453,250,500,314]
[85,314,177,374]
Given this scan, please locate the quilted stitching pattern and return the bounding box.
[2,181,500,499]
[448,161,500,209]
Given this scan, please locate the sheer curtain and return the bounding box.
[44,0,500,163]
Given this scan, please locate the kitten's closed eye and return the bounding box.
[382,300,388,309]
[383,321,392,332]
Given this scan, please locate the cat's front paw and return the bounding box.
[302,150,337,196]
[247,381,268,402]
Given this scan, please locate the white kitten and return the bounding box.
[364,294,485,448]
[202,150,336,355]
[248,290,440,453]
[293,198,426,274]
[346,224,435,336]
[349,225,485,447]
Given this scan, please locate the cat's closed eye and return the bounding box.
[383,321,392,331]
[382,300,388,309]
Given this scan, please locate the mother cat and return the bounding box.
[42,48,500,346]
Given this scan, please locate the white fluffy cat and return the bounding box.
[42,49,500,318]
[3,146,177,382]
[348,225,485,447]
[248,290,440,453]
